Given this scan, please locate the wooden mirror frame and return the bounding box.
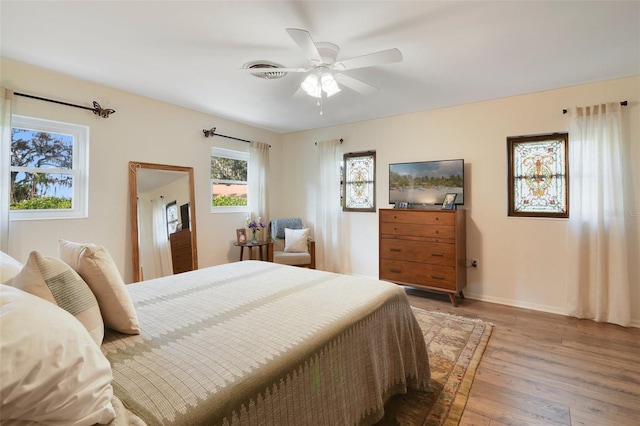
[129,161,198,282]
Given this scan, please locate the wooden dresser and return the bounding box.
[169,229,193,274]
[379,209,466,306]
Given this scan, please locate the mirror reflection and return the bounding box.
[129,162,198,282]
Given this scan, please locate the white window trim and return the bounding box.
[211,147,249,214]
[10,115,89,220]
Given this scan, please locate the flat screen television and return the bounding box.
[389,159,464,206]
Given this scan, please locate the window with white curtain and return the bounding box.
[210,147,249,213]
[9,115,88,220]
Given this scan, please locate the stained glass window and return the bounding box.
[507,133,569,218]
[166,201,178,237]
[343,151,376,212]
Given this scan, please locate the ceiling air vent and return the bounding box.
[244,61,287,79]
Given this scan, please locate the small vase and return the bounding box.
[251,229,258,243]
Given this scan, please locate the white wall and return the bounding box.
[3,57,638,325]
[279,76,640,325]
[1,58,283,281]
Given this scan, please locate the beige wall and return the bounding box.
[1,58,284,281]
[2,57,638,325]
[279,76,640,325]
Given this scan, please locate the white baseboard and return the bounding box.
[463,291,566,315]
[464,292,640,328]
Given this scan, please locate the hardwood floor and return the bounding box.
[405,288,640,426]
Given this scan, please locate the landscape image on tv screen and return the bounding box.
[389,159,464,205]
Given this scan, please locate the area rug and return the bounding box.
[376,307,493,426]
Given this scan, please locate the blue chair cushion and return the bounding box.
[270,218,303,239]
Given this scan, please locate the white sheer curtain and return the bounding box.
[0,88,13,252]
[316,139,343,272]
[152,200,173,278]
[567,102,631,326]
[248,141,270,238]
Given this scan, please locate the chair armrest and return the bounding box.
[267,241,274,262]
[308,240,316,269]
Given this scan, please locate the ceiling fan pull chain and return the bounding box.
[319,94,323,115]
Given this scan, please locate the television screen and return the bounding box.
[389,159,464,205]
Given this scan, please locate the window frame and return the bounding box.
[342,150,376,212]
[165,200,178,237]
[507,132,569,218]
[9,115,89,221]
[210,147,249,214]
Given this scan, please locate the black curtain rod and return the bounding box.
[202,127,270,147]
[14,91,116,118]
[315,138,344,145]
[563,100,627,114]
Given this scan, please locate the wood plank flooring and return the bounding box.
[405,288,640,426]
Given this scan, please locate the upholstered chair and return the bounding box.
[267,218,316,269]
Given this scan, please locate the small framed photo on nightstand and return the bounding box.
[236,228,246,244]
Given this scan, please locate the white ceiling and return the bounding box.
[1,1,638,134]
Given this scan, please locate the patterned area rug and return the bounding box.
[376,307,493,426]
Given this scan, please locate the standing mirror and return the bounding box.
[129,162,198,282]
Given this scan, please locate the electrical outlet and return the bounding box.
[471,259,478,268]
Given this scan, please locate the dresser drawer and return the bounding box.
[380,209,454,226]
[380,259,456,290]
[380,222,455,239]
[380,239,454,266]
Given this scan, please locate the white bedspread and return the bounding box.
[102,261,431,425]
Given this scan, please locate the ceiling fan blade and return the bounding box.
[286,28,322,64]
[334,73,378,96]
[334,48,403,71]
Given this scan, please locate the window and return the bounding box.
[507,132,569,218]
[9,115,88,220]
[343,151,376,212]
[211,147,248,213]
[166,201,178,237]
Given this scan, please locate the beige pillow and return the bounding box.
[284,228,310,253]
[11,251,104,346]
[59,239,140,335]
[0,284,115,425]
[1,251,23,285]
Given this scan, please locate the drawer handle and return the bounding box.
[431,253,444,257]
[390,269,402,273]
[431,275,445,280]
[390,248,401,252]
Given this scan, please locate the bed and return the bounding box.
[1,251,431,425]
[103,260,431,425]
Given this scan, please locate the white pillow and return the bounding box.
[0,284,115,425]
[59,239,140,335]
[11,251,104,346]
[0,251,23,285]
[284,228,310,253]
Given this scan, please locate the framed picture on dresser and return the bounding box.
[441,193,457,210]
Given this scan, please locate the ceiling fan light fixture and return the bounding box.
[301,74,322,98]
[321,73,340,97]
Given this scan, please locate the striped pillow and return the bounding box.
[11,251,104,346]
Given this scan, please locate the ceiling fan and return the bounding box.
[245,28,403,101]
